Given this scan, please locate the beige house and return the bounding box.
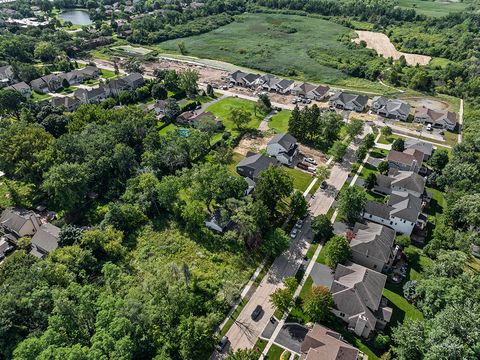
[0,208,41,238]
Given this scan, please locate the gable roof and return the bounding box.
[0,208,39,237]
[122,72,144,87]
[0,65,14,80]
[415,106,457,126]
[388,191,422,222]
[276,79,294,89]
[310,85,330,97]
[243,73,260,84]
[30,223,60,257]
[52,96,80,109]
[229,70,248,82]
[390,170,426,194]
[387,149,423,167]
[351,222,395,263]
[301,324,360,360]
[236,153,279,179]
[404,139,433,156]
[373,96,410,116]
[268,132,297,150]
[330,91,368,107]
[5,81,30,92]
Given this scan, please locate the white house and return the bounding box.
[266,133,298,165]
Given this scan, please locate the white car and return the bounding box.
[304,157,317,165]
[295,219,304,229]
[290,228,298,239]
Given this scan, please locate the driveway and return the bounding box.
[273,323,309,354]
[213,218,314,356]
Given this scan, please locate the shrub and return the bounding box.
[374,334,390,349]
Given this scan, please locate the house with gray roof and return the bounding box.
[0,65,15,87]
[291,83,330,100]
[372,96,411,121]
[351,222,397,272]
[414,106,457,131]
[30,223,60,259]
[0,207,41,238]
[315,262,392,338]
[266,133,298,165]
[204,209,233,233]
[300,324,362,360]
[242,73,261,87]
[52,96,81,111]
[236,153,279,182]
[30,74,62,93]
[260,75,281,92]
[363,191,425,235]
[228,70,248,86]
[329,91,368,112]
[274,79,295,94]
[122,72,144,89]
[404,139,433,160]
[374,170,426,198]
[5,81,31,98]
[106,78,129,96]
[74,86,109,104]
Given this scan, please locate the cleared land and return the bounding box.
[158,13,392,94]
[397,0,470,17]
[112,45,152,55]
[353,30,431,65]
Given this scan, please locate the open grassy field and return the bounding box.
[206,97,265,133]
[396,0,470,17]
[269,110,291,133]
[158,13,393,94]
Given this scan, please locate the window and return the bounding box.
[340,312,345,317]
[369,214,372,218]
[390,221,393,225]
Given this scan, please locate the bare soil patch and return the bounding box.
[401,97,450,111]
[353,30,431,66]
[234,132,275,156]
[297,145,327,166]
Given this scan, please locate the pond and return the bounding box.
[58,9,93,26]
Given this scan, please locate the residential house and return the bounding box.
[374,170,426,198]
[122,72,145,89]
[0,236,15,261]
[274,79,295,94]
[30,223,60,259]
[228,70,248,86]
[236,153,279,182]
[51,96,81,111]
[291,83,330,100]
[404,139,433,161]
[0,207,41,238]
[106,78,129,96]
[314,262,392,338]
[74,85,109,104]
[0,65,15,87]
[260,75,281,92]
[387,149,424,173]
[153,99,168,117]
[5,81,31,97]
[363,191,425,235]
[351,222,397,272]
[300,324,364,360]
[30,74,62,93]
[266,132,298,165]
[204,209,233,233]
[329,92,368,112]
[58,66,100,86]
[414,106,457,131]
[242,73,261,88]
[371,96,411,121]
[177,110,196,125]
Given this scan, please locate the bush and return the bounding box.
[381,126,392,136]
[374,334,390,350]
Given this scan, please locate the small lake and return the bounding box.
[59,9,93,26]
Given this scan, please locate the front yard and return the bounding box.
[268,110,291,133]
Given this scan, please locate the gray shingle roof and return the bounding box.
[388,191,422,222]
[330,91,368,107]
[236,153,278,179]
[351,222,395,263]
[268,132,297,150]
[0,208,39,237]
[30,223,60,257]
[404,139,433,157]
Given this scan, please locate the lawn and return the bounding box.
[266,344,285,360]
[158,13,393,94]
[31,91,52,101]
[159,123,178,135]
[205,97,265,133]
[226,152,244,176]
[100,68,118,79]
[383,287,423,326]
[396,0,470,17]
[283,167,315,192]
[269,110,291,133]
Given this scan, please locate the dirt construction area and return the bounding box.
[400,97,451,111]
[353,30,431,66]
[234,132,275,156]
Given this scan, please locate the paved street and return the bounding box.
[212,219,313,358]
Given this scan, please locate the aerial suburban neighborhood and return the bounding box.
[0,1,478,360]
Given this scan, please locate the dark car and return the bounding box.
[251,305,262,320]
[320,181,328,190]
[216,336,228,352]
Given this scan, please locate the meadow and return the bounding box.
[158,13,392,94]
[396,0,470,17]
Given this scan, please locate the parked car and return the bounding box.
[295,219,304,228]
[304,157,317,165]
[292,99,297,104]
[216,336,229,352]
[290,228,298,239]
[426,124,433,131]
[297,162,309,170]
[305,99,312,104]
[251,305,262,320]
[320,181,328,190]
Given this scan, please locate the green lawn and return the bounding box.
[283,167,315,192]
[206,97,265,134]
[227,152,244,175]
[265,344,285,360]
[269,110,291,133]
[396,0,470,17]
[158,13,393,94]
[100,68,118,79]
[383,287,423,328]
[159,123,178,135]
[31,91,52,101]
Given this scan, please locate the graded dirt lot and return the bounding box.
[401,97,450,111]
[353,30,431,66]
[234,132,275,156]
